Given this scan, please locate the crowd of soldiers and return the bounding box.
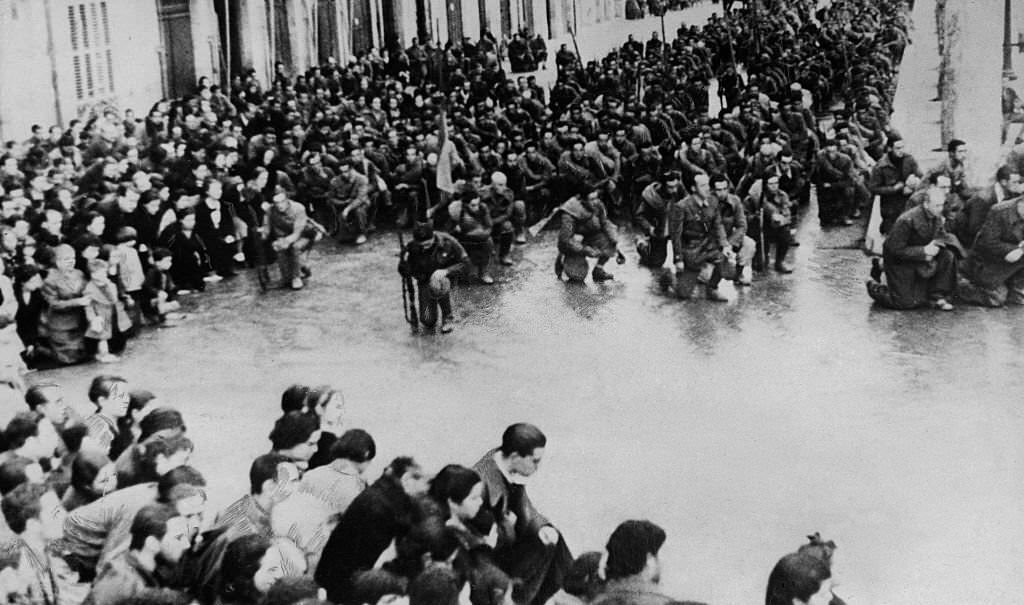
[399,0,913,322]
[864,139,1024,311]
[0,376,846,605]
[0,0,1009,352]
[0,0,917,354]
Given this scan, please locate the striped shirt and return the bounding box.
[213,494,272,538]
[298,463,367,517]
[83,414,118,455]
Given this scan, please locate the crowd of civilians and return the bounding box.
[0,377,845,605]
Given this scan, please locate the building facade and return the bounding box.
[0,0,623,141]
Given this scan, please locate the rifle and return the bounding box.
[398,230,419,330]
[660,9,667,61]
[568,25,583,71]
[528,208,560,237]
[528,176,614,236]
[758,204,767,270]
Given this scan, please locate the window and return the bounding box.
[67,1,114,101]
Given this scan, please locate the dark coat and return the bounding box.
[315,474,417,604]
[953,185,1004,247]
[157,224,211,290]
[669,195,728,267]
[195,201,239,275]
[716,193,748,249]
[472,449,549,550]
[129,206,165,254]
[306,431,338,471]
[84,552,162,605]
[473,450,572,605]
[635,183,676,239]
[15,286,44,348]
[964,199,1024,287]
[400,232,469,283]
[883,205,963,267]
[556,197,618,257]
[869,152,921,207]
[880,205,961,308]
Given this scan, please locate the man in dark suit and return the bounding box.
[473,423,572,605]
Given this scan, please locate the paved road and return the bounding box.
[35,3,1024,604]
[37,210,1024,605]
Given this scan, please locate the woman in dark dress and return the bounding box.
[195,179,241,278]
[13,264,45,362]
[158,208,212,292]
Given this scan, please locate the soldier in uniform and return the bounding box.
[518,140,557,220]
[555,186,623,283]
[398,223,469,333]
[667,174,733,301]
[634,171,683,269]
[711,175,756,285]
[866,187,961,310]
[957,195,1024,307]
[869,136,922,234]
[928,139,972,203]
[447,195,496,285]
[480,172,528,265]
[328,160,371,245]
[950,165,1023,246]
[263,186,319,290]
[812,138,855,227]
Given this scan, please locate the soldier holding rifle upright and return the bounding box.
[397,223,469,334]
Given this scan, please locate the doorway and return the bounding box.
[272,0,293,74]
[158,0,196,98]
[446,0,463,44]
[352,0,373,54]
[317,0,338,63]
[213,0,243,85]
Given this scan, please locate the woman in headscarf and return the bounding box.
[37,244,89,365]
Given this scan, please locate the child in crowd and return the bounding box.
[72,233,103,274]
[112,226,145,327]
[141,248,182,326]
[83,258,131,363]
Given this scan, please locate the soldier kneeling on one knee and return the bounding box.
[398,223,469,333]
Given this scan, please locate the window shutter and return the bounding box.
[73,55,84,100]
[100,1,109,45]
[79,4,89,48]
[66,0,116,106]
[100,2,112,92]
[106,49,114,92]
[85,52,94,97]
[68,5,79,51]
